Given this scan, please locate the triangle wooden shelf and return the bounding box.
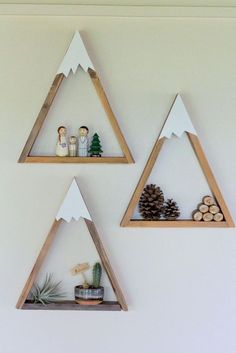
[121,94,234,228]
[16,179,128,311]
[18,32,134,164]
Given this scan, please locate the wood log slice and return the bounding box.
[202,196,215,206]
[192,210,203,221]
[213,213,224,222]
[203,212,214,222]
[198,204,209,213]
[209,205,220,214]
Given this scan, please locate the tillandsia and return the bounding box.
[92,263,102,288]
[31,274,66,305]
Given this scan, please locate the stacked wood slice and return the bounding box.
[192,195,224,222]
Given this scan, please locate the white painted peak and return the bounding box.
[159,94,197,139]
[56,178,92,222]
[56,31,95,77]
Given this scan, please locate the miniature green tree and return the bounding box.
[89,133,103,157]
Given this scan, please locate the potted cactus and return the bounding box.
[75,262,104,305]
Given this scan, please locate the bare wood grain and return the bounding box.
[188,133,234,227]
[25,156,128,163]
[22,300,121,311]
[84,219,128,311]
[214,213,224,222]
[16,219,62,309]
[88,68,134,164]
[127,220,229,227]
[18,73,65,162]
[120,137,165,226]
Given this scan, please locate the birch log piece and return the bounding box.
[192,210,203,221]
[198,204,209,213]
[209,205,220,214]
[203,212,214,222]
[203,196,215,206]
[214,213,224,222]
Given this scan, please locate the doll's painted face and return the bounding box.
[70,136,77,144]
[79,126,89,137]
[58,126,66,136]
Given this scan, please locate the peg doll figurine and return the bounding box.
[69,136,77,157]
[78,126,89,157]
[56,126,69,157]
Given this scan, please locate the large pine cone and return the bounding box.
[163,199,180,220]
[139,184,164,220]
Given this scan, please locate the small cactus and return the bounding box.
[92,262,102,288]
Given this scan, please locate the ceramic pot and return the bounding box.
[75,285,104,305]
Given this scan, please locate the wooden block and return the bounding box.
[202,195,215,206]
[198,204,209,213]
[209,205,220,214]
[193,210,203,221]
[214,213,224,222]
[203,212,213,222]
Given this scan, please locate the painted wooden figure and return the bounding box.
[78,126,89,157]
[56,126,69,157]
[69,136,77,157]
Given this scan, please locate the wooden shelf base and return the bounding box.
[22,300,121,311]
[125,220,230,228]
[24,156,130,164]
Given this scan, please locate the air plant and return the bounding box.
[30,274,66,305]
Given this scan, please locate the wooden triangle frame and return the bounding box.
[18,32,134,164]
[121,94,234,228]
[16,179,128,311]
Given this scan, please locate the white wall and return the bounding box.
[2,0,236,5]
[1,8,236,353]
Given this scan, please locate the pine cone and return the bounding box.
[139,184,164,220]
[163,199,180,220]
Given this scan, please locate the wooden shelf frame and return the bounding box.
[22,300,121,311]
[127,220,229,228]
[16,218,128,311]
[25,156,128,164]
[121,95,234,228]
[16,179,128,311]
[18,35,134,164]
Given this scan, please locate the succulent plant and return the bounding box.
[92,263,102,288]
[30,274,65,305]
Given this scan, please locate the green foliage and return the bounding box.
[30,274,65,305]
[89,133,103,156]
[92,263,102,288]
